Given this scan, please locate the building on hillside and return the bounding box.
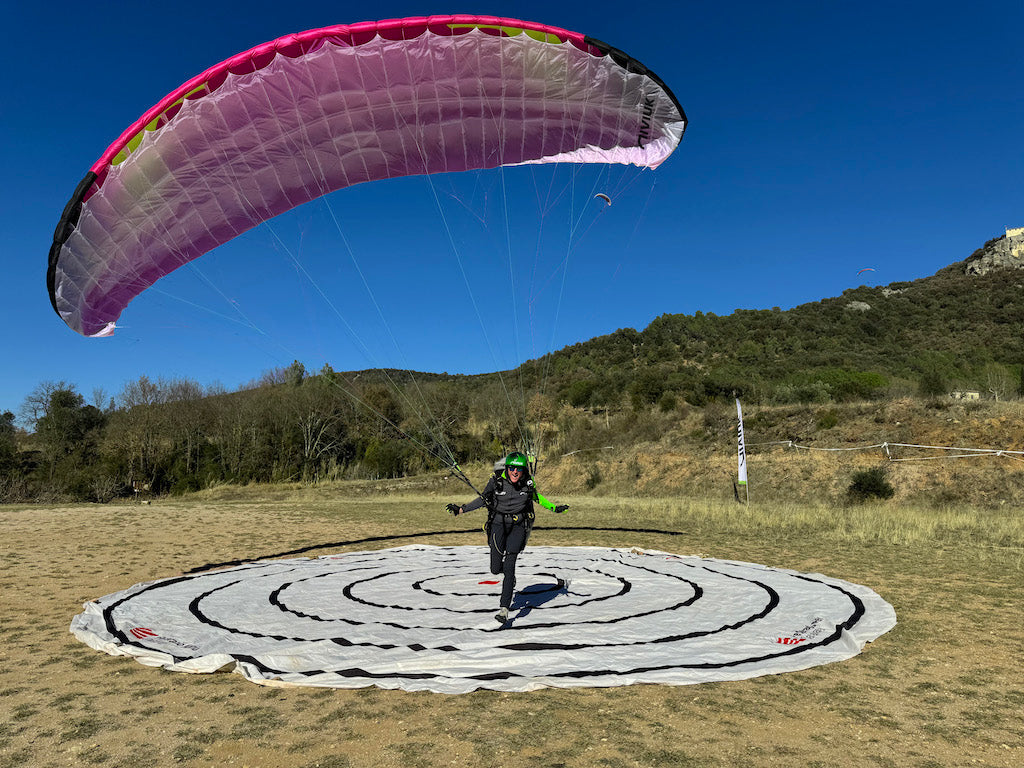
[950,390,981,401]
[1007,227,1024,260]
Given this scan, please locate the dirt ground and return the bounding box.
[1,493,1021,768]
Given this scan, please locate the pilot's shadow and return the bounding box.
[506,580,569,624]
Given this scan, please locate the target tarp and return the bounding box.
[71,546,896,692]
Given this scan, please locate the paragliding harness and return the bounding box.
[483,470,537,540]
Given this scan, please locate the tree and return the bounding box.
[19,380,75,429]
[106,377,166,490]
[982,363,1015,401]
[163,378,212,489]
[289,378,353,480]
[566,379,595,408]
[362,438,410,479]
[404,382,469,463]
[0,410,16,471]
[0,410,27,502]
[118,374,165,408]
[358,385,403,441]
[285,360,306,387]
[33,386,106,495]
[918,368,948,399]
[629,370,665,409]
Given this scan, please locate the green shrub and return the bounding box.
[847,466,895,502]
[816,409,839,430]
[566,379,595,408]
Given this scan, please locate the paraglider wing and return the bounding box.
[47,15,687,337]
[857,267,876,275]
[594,193,612,205]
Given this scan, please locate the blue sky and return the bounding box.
[3,1,1022,418]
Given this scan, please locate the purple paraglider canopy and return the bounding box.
[47,15,687,337]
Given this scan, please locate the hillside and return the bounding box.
[8,228,1024,505]
[534,227,1024,408]
[539,396,1024,509]
[184,396,1024,510]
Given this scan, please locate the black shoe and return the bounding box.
[495,607,509,624]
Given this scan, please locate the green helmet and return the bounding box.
[504,452,529,470]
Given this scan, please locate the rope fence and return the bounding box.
[745,440,1024,464]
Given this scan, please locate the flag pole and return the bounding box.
[736,398,749,505]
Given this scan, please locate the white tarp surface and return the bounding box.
[71,545,896,693]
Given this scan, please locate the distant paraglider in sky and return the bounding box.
[594,193,612,206]
[857,267,876,275]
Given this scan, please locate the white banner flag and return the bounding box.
[736,398,748,487]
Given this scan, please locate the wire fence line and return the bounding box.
[744,439,1024,464]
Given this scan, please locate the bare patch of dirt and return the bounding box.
[1,494,1021,767]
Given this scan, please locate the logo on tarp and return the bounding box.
[129,627,157,639]
[775,637,807,645]
[788,617,826,643]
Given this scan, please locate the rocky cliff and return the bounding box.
[961,227,1024,275]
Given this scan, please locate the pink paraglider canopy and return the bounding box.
[48,15,687,337]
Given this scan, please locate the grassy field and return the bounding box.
[1,485,1022,768]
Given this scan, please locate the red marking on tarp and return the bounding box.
[478,580,499,585]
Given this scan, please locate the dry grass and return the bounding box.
[537,397,1024,510]
[1,486,1022,767]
